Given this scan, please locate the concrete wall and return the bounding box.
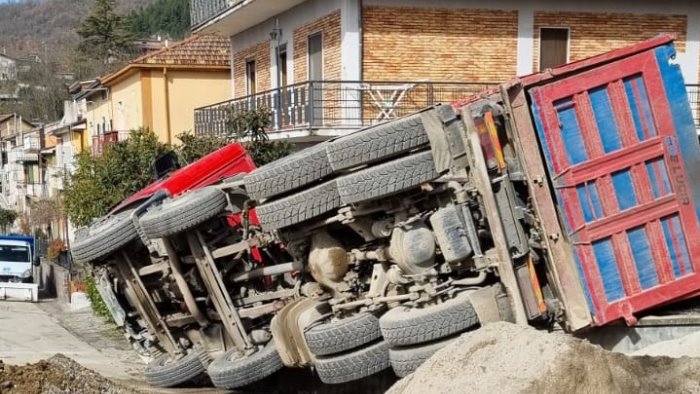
[149,69,231,143]
[85,97,113,137]
[38,260,70,304]
[109,72,143,134]
[223,0,700,96]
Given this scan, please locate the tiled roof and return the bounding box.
[129,35,230,67]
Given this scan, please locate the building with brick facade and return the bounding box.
[190,0,700,139]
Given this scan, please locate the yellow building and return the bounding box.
[100,35,232,144]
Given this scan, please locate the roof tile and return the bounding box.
[129,35,230,67]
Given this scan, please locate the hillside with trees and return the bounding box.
[0,0,191,122]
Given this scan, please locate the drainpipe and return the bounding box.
[163,67,172,145]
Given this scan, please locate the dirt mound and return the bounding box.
[0,354,136,394]
[387,322,700,394]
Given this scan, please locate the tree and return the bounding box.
[227,107,293,166]
[0,208,17,233]
[64,128,169,227]
[77,0,134,64]
[176,131,229,165]
[126,0,190,40]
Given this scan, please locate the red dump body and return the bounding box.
[515,35,700,327]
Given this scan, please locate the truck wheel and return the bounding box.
[140,187,227,239]
[379,292,478,347]
[145,348,210,388]
[71,209,138,264]
[244,142,332,201]
[207,341,283,389]
[255,179,341,231]
[314,340,390,384]
[337,151,439,205]
[327,111,433,171]
[389,337,456,377]
[304,312,382,356]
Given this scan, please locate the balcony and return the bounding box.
[194,81,496,139]
[685,84,700,130]
[91,131,130,156]
[190,0,230,28]
[8,148,38,163]
[190,0,306,36]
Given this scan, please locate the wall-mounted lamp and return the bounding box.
[270,28,282,41]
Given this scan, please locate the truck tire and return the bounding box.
[207,341,283,389]
[379,292,478,347]
[71,209,138,264]
[326,113,430,171]
[145,348,210,388]
[304,312,382,356]
[314,340,390,384]
[255,179,341,231]
[337,151,439,205]
[140,187,227,239]
[389,337,456,377]
[243,142,332,201]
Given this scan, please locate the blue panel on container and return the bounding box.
[635,77,657,138]
[576,185,594,223]
[555,189,573,234]
[574,250,595,316]
[588,182,604,220]
[654,45,700,221]
[592,238,625,302]
[624,77,646,142]
[529,99,555,172]
[662,216,683,278]
[671,215,693,275]
[555,98,588,165]
[646,159,671,199]
[589,86,622,153]
[624,75,657,141]
[627,226,658,289]
[577,182,603,223]
[611,169,638,211]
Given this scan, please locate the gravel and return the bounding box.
[0,354,136,394]
[387,321,700,394]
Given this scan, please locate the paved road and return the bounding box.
[0,301,139,381]
[0,300,395,393]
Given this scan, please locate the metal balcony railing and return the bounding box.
[194,80,497,137]
[685,84,700,129]
[91,131,130,156]
[196,82,700,138]
[190,0,232,28]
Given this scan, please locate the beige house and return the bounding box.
[190,0,700,139]
[99,34,232,145]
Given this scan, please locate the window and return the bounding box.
[24,164,38,184]
[277,44,288,88]
[539,28,569,70]
[0,246,29,263]
[308,33,323,81]
[308,33,323,125]
[246,59,256,95]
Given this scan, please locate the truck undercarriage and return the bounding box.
[71,35,700,389]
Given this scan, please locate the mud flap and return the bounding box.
[271,298,329,368]
[467,285,510,324]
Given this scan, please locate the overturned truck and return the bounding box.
[72,35,700,389]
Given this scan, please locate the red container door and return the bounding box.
[529,48,700,325]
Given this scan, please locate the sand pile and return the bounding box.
[0,354,136,394]
[388,322,700,394]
